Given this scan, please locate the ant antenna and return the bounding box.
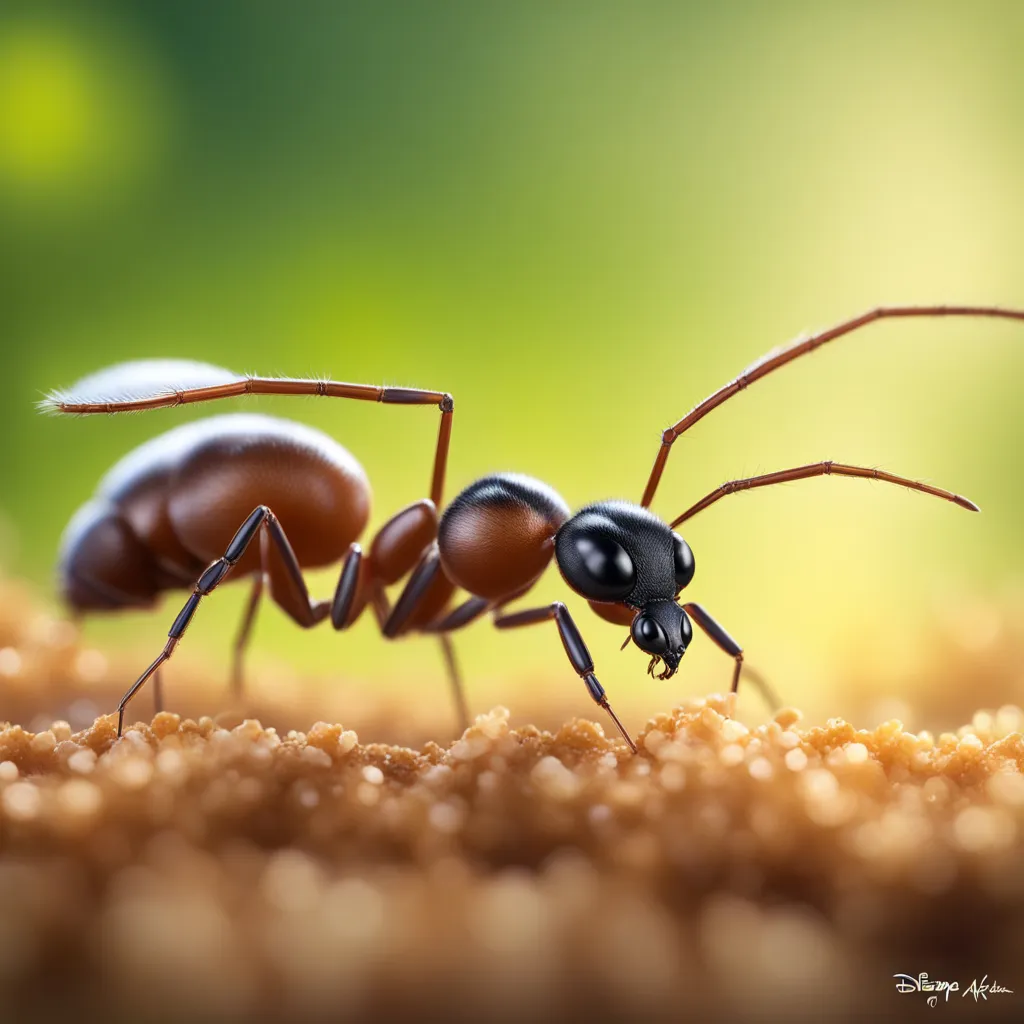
[642,305,1024,508]
[671,461,978,527]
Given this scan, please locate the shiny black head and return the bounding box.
[630,599,693,678]
[555,501,695,679]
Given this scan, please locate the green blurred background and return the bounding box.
[2,0,1022,726]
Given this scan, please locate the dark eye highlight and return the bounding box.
[672,533,695,591]
[631,614,668,655]
[572,535,636,600]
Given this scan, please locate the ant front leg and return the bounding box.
[682,602,779,710]
[494,602,637,753]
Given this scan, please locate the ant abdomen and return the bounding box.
[60,413,370,611]
[59,499,169,611]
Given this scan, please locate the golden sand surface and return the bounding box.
[0,701,1022,1022]
[0,582,1022,1022]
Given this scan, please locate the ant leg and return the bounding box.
[331,545,361,627]
[381,544,449,639]
[152,668,163,714]
[426,596,492,633]
[257,518,331,628]
[116,506,328,736]
[438,634,470,733]
[494,602,637,753]
[426,597,497,733]
[117,653,169,736]
[116,508,268,735]
[379,547,474,729]
[231,573,264,697]
[741,662,782,712]
[682,602,777,709]
[329,540,472,732]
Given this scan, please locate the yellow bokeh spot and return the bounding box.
[0,19,172,202]
[0,30,100,184]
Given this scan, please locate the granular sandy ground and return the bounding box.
[0,583,1022,1022]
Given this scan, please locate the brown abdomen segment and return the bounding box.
[58,500,165,611]
[60,413,372,611]
[165,415,371,575]
[438,474,570,600]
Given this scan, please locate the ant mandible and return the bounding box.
[43,306,1024,751]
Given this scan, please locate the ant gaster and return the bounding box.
[43,306,1024,752]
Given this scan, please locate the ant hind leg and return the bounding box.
[493,601,637,753]
[115,506,329,737]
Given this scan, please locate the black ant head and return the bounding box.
[555,501,695,679]
[630,599,693,679]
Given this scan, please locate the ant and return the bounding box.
[43,306,1024,751]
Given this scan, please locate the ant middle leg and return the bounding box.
[329,509,478,732]
[374,544,474,732]
[231,573,264,697]
[493,602,637,753]
[438,634,470,734]
[427,593,495,734]
[384,571,529,735]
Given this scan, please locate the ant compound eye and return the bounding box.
[672,533,695,591]
[571,534,636,601]
[631,614,669,655]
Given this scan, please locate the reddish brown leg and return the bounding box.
[671,460,979,527]
[353,572,473,736]
[231,573,264,697]
[332,495,443,633]
[45,371,455,506]
[328,539,473,732]
[438,634,470,733]
[642,305,1024,508]
[382,545,445,639]
[425,595,492,633]
[682,602,778,709]
[370,546,470,731]
[331,504,474,732]
[741,662,781,712]
[494,602,638,753]
[152,668,163,715]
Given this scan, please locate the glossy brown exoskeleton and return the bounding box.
[43,306,1024,751]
